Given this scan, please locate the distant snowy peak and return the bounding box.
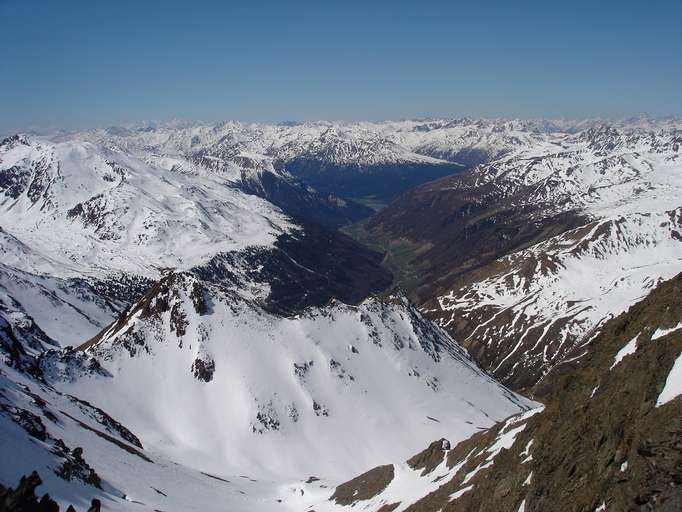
[0,136,293,279]
[62,117,681,189]
[391,119,554,165]
[269,127,450,166]
[468,123,682,218]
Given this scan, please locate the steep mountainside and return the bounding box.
[2,117,680,511]
[366,122,682,389]
[302,272,682,512]
[0,265,531,511]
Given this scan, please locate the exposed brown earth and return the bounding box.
[330,465,395,506]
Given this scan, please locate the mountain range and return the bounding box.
[1,116,681,511]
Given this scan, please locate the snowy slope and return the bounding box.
[48,272,531,483]
[0,359,296,512]
[0,135,292,280]
[434,209,682,387]
[0,264,531,511]
[295,407,543,512]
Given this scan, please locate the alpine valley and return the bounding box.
[1,116,681,512]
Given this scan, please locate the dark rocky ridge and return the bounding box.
[193,223,393,316]
[0,471,101,512]
[236,166,373,228]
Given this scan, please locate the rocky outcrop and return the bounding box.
[331,465,395,506]
[191,355,215,382]
[0,472,103,512]
[406,438,451,476]
[0,471,59,512]
[436,272,682,511]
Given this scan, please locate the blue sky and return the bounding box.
[1,0,681,133]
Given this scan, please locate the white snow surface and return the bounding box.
[657,349,682,406]
[50,275,532,483]
[0,136,292,280]
[0,135,292,346]
[652,320,682,340]
[611,335,640,369]
[0,365,298,512]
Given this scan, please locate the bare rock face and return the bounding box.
[0,471,58,512]
[407,438,451,476]
[0,472,102,512]
[436,273,682,512]
[191,355,215,382]
[330,465,395,506]
[53,446,102,489]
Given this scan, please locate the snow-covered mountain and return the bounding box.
[0,122,535,511]
[0,134,293,349]
[47,271,530,480]
[66,118,568,201]
[0,285,532,511]
[367,121,682,389]
[63,118,581,166]
[0,261,531,511]
[0,134,292,278]
[435,208,682,388]
[2,116,681,511]
[65,117,681,204]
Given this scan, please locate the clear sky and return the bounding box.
[1,0,681,133]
